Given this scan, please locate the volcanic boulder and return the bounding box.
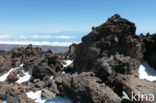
[65,43,77,60]
[107,74,156,103]
[0,82,34,103]
[32,63,56,80]
[144,34,156,69]
[74,14,145,79]
[6,68,24,83]
[55,72,122,103]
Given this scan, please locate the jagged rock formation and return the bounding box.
[0,14,156,103]
[74,14,145,80]
[0,82,34,103]
[0,44,64,102]
[55,72,122,103]
[144,34,156,69]
[65,43,77,60]
[56,14,156,103]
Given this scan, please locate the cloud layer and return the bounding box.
[0,32,85,46]
[0,34,75,39]
[0,41,78,46]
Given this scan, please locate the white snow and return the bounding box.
[63,60,73,67]
[50,76,54,80]
[139,60,156,81]
[16,65,33,84]
[26,90,45,103]
[26,90,73,103]
[0,64,33,83]
[2,101,7,103]
[62,71,66,74]
[0,67,17,82]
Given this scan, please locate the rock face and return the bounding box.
[144,34,156,69]
[0,44,64,102]
[74,14,145,79]
[41,88,56,99]
[107,74,156,103]
[6,68,24,83]
[0,82,34,103]
[65,43,77,60]
[55,72,121,103]
[54,14,156,103]
[0,55,13,76]
[22,45,64,80]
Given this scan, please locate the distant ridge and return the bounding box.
[0,44,68,53]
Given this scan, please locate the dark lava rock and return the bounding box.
[22,45,64,80]
[65,43,77,60]
[63,62,75,74]
[55,72,121,103]
[0,82,34,103]
[107,74,156,103]
[44,80,59,94]
[41,88,55,99]
[6,68,24,83]
[144,33,156,69]
[0,56,13,76]
[11,47,25,58]
[74,14,145,80]
[32,63,56,80]
[23,56,45,74]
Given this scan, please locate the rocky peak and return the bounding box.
[75,14,145,79]
[98,14,136,35]
[82,14,136,48]
[26,44,33,50]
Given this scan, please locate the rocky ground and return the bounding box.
[0,14,156,103]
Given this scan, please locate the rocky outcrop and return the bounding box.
[65,43,77,60]
[22,45,64,79]
[55,14,156,103]
[0,44,64,102]
[144,34,156,69]
[0,55,13,76]
[32,64,57,80]
[41,88,56,99]
[74,14,145,80]
[107,74,156,102]
[55,72,121,103]
[6,68,24,83]
[0,82,34,103]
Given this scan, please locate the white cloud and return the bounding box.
[0,34,11,39]
[0,41,78,46]
[0,34,75,40]
[18,35,75,39]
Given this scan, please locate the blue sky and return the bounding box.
[0,0,155,46]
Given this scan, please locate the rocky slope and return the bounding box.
[0,14,156,103]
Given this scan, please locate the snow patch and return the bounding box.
[2,101,7,103]
[16,65,33,84]
[50,76,54,79]
[63,60,73,67]
[26,90,45,103]
[0,64,33,83]
[139,61,156,81]
[0,67,17,82]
